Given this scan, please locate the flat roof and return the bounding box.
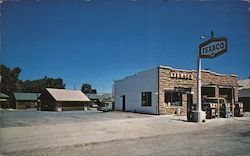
[158,65,237,77]
[115,65,237,82]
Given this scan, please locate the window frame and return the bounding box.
[141,92,152,107]
[164,91,182,107]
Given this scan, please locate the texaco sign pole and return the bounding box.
[195,31,227,122]
[197,54,202,114]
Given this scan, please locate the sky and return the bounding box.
[0,0,249,92]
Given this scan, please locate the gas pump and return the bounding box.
[202,102,216,119]
[226,103,231,118]
[234,102,244,117]
[203,97,230,119]
[220,103,231,118]
[209,103,216,118]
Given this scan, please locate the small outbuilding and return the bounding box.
[40,88,91,111]
[238,79,250,112]
[10,93,40,109]
[0,92,9,108]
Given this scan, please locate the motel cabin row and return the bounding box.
[0,92,40,109]
[113,65,249,115]
[0,88,91,111]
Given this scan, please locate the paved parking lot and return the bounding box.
[0,109,151,128]
[0,110,250,156]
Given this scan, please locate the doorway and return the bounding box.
[121,95,126,111]
[187,93,193,111]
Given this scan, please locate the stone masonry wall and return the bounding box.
[158,66,238,115]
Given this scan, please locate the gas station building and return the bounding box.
[114,65,238,115]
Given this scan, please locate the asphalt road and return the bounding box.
[1,110,250,156]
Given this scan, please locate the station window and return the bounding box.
[164,91,182,106]
[141,92,152,106]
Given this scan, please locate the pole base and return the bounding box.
[188,111,206,122]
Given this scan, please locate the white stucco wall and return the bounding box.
[114,68,158,114]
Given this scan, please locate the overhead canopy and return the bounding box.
[46,88,90,102]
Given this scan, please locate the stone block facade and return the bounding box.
[158,66,238,115]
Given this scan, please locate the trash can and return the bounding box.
[188,111,206,122]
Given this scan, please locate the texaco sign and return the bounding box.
[199,37,227,58]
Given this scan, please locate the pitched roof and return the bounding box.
[14,93,40,101]
[46,88,90,102]
[239,88,250,98]
[0,92,9,98]
[238,79,250,90]
[85,93,112,101]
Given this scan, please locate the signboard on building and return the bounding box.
[199,37,227,58]
[170,72,193,80]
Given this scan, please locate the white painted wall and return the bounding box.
[114,68,158,114]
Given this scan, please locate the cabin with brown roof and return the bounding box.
[40,88,91,111]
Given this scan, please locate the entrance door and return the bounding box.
[187,94,193,111]
[186,93,193,121]
[122,95,126,111]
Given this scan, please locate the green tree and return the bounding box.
[0,64,65,94]
[0,64,21,95]
[19,76,65,93]
[81,83,97,94]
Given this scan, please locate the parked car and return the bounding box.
[90,103,99,108]
[99,103,112,112]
